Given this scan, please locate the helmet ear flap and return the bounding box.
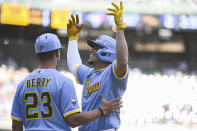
[96,48,116,63]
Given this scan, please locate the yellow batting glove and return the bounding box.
[67,14,84,40]
[107,1,126,30]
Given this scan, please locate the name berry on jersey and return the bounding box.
[26,78,51,88]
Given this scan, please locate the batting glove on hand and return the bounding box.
[107,1,126,30]
[67,14,84,40]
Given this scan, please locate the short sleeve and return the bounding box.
[110,60,129,91]
[60,80,80,118]
[112,60,129,80]
[75,64,91,85]
[11,83,23,121]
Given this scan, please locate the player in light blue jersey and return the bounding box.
[11,33,122,131]
[66,1,129,131]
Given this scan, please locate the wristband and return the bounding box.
[98,107,104,116]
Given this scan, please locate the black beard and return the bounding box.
[88,60,94,65]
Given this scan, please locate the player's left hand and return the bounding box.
[67,14,84,40]
[107,1,126,30]
[100,94,123,115]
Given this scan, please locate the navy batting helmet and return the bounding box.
[87,35,116,63]
[35,33,63,53]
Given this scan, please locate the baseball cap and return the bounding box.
[35,33,63,53]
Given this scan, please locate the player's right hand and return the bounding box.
[100,94,122,115]
[67,14,84,41]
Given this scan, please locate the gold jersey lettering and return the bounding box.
[32,79,36,87]
[85,82,101,96]
[45,79,51,87]
[41,78,46,87]
[36,78,41,87]
[26,78,51,88]
[26,80,30,88]
[84,78,93,96]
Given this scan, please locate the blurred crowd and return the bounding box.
[1,64,197,129]
[0,65,29,120]
[121,69,197,128]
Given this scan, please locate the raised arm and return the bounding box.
[107,1,128,77]
[67,14,84,74]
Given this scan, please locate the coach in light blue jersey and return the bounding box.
[11,33,122,131]
[66,1,129,131]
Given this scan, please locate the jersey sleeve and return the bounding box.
[60,80,80,118]
[11,83,23,121]
[111,60,129,90]
[74,64,91,85]
[112,60,129,79]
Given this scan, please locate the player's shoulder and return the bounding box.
[31,69,72,80]
[103,62,113,71]
[30,69,64,78]
[58,73,73,83]
[49,70,73,84]
[49,70,65,78]
[101,61,116,76]
[54,72,75,89]
[78,64,92,72]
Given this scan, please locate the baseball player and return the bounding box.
[67,1,129,131]
[11,33,122,131]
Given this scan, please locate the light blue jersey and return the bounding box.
[75,61,129,131]
[11,69,80,131]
